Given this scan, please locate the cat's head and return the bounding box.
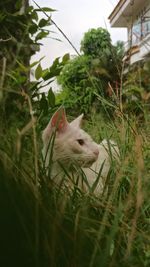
[42,107,99,168]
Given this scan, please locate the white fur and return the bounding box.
[42,107,119,196]
[83,139,119,195]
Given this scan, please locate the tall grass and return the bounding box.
[1,1,150,266]
[0,97,149,267]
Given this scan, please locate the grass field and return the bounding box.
[0,102,149,267]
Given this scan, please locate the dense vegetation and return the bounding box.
[57,28,125,115]
[0,1,150,267]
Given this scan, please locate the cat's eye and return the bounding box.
[77,139,84,146]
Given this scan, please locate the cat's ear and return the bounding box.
[70,114,84,128]
[42,107,68,142]
[50,106,68,131]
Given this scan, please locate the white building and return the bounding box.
[109,0,150,65]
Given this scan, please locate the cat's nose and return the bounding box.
[93,148,99,157]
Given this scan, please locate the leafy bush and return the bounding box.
[57,28,124,116]
[80,27,112,57]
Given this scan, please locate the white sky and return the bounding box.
[31,0,127,69]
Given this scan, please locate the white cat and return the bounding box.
[42,107,119,196]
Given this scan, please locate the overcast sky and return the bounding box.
[31,0,127,68]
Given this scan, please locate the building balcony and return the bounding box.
[109,0,148,27]
[123,32,150,64]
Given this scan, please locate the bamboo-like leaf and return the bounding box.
[35,7,56,12]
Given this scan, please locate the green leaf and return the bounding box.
[35,63,42,80]
[16,59,28,72]
[29,23,38,34]
[40,93,48,114]
[62,53,70,64]
[39,18,48,28]
[30,56,45,68]
[30,61,40,68]
[15,0,23,10]
[43,57,63,81]
[51,57,60,69]
[35,7,56,12]
[35,31,49,41]
[48,88,55,107]
[50,37,62,42]
[26,6,34,13]
[31,10,38,21]
[43,68,62,81]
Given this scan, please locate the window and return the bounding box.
[142,9,150,37]
[132,19,141,45]
[130,7,150,45]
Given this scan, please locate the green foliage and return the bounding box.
[58,56,94,113]
[57,55,111,114]
[122,61,150,116]
[57,28,124,115]
[124,61,150,92]
[35,63,43,80]
[0,1,53,64]
[0,0,55,131]
[0,0,70,134]
[31,54,70,125]
[80,27,112,58]
[0,111,150,267]
[0,2,150,267]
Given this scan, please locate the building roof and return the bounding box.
[108,0,127,22]
[108,0,149,27]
